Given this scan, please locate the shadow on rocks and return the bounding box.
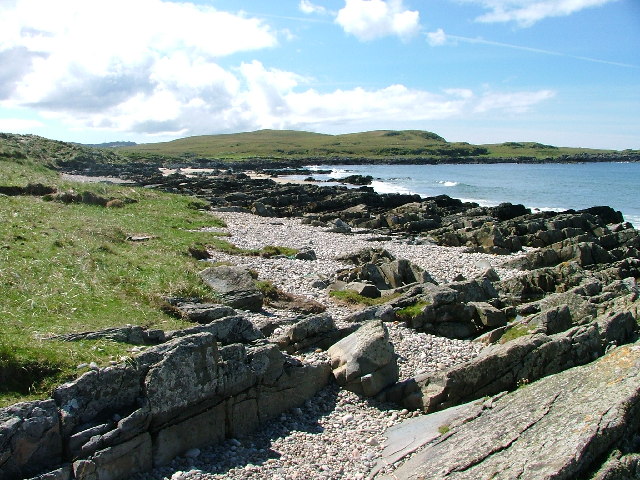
[133,384,341,479]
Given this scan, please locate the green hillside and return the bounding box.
[120,129,617,162]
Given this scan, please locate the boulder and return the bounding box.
[469,301,506,328]
[327,321,398,397]
[199,265,263,312]
[345,281,381,298]
[378,342,640,480]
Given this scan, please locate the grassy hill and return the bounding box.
[120,129,618,162]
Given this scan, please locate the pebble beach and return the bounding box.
[137,210,525,480]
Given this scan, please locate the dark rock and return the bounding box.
[0,400,62,480]
[199,265,264,312]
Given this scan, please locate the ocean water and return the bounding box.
[289,162,640,227]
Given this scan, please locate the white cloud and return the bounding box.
[427,28,448,46]
[335,0,420,41]
[0,118,44,133]
[463,0,617,27]
[0,0,556,138]
[299,0,329,15]
[473,89,555,113]
[0,0,277,112]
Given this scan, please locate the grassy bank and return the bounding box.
[0,163,229,406]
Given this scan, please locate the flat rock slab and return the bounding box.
[369,402,476,479]
[376,342,640,479]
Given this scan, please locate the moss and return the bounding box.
[438,424,450,435]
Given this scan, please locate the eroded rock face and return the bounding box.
[199,265,263,312]
[379,341,640,480]
[328,321,398,397]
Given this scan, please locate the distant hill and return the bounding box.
[1,130,638,171]
[120,129,624,162]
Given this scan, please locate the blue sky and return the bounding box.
[0,0,638,149]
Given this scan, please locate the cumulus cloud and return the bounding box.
[0,0,276,116]
[335,0,420,41]
[0,118,44,133]
[463,0,617,27]
[0,0,556,138]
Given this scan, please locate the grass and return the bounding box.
[499,323,535,344]
[0,165,228,405]
[208,242,299,258]
[396,301,430,321]
[328,289,399,306]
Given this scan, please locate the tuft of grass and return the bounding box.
[329,290,398,306]
[255,280,280,299]
[438,424,450,435]
[396,301,430,321]
[0,176,227,405]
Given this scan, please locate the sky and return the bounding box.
[0,0,638,149]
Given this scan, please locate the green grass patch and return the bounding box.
[396,301,430,321]
[208,241,299,258]
[0,175,227,404]
[329,290,398,306]
[500,323,535,343]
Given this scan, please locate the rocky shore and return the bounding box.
[3,164,640,480]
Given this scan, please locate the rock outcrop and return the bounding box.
[1,330,331,480]
[377,341,640,479]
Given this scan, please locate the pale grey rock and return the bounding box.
[383,310,637,413]
[378,342,640,480]
[328,320,398,397]
[469,301,506,328]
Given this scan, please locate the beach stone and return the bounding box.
[328,320,398,397]
[199,265,263,312]
[295,248,317,261]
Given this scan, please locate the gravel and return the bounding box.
[135,211,522,480]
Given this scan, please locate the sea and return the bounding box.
[283,162,640,227]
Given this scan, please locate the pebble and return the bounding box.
[132,211,523,480]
